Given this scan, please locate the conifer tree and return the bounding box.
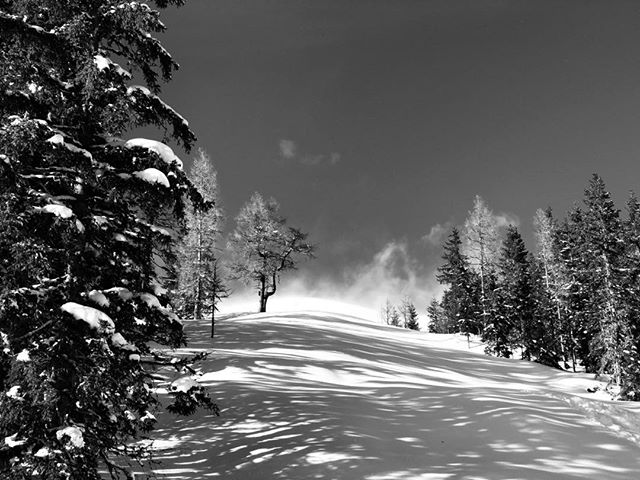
[532,208,568,367]
[0,2,216,478]
[620,193,640,398]
[491,226,534,359]
[426,299,448,333]
[175,150,224,321]
[581,174,630,385]
[404,301,420,331]
[228,193,314,312]
[436,228,480,337]
[389,307,401,327]
[463,195,499,334]
[555,207,592,371]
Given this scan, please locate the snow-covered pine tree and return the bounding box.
[175,149,225,322]
[463,195,499,335]
[620,192,640,398]
[426,298,447,333]
[0,1,217,478]
[580,174,631,387]
[389,307,401,327]
[228,192,314,313]
[492,225,535,359]
[404,301,420,331]
[436,227,480,337]
[555,207,593,372]
[531,208,568,368]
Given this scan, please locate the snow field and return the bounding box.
[139,303,640,479]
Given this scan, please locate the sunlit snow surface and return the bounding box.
[138,298,640,479]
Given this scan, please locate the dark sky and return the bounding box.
[152,0,640,306]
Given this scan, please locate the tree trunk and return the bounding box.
[259,275,267,312]
[211,296,216,338]
[193,215,203,320]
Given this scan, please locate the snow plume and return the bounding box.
[422,222,453,246]
[220,240,443,326]
[494,211,520,228]
[277,139,341,166]
[301,152,341,166]
[279,139,296,159]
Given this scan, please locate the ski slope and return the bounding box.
[143,304,640,479]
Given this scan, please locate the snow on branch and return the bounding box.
[46,133,93,160]
[60,302,115,334]
[0,10,59,38]
[93,54,131,78]
[126,85,194,149]
[124,138,183,168]
[133,167,170,187]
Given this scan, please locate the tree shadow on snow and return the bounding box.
[139,311,640,479]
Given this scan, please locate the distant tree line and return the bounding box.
[381,297,420,331]
[429,174,640,400]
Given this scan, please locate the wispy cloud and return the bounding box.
[279,139,297,159]
[422,222,452,246]
[301,152,341,166]
[494,212,520,228]
[278,139,341,166]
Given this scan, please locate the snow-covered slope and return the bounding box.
[143,307,640,479]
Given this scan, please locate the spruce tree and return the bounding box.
[555,207,593,372]
[426,298,447,333]
[581,174,630,385]
[404,301,420,331]
[436,228,480,337]
[491,226,535,359]
[620,192,640,398]
[0,2,216,478]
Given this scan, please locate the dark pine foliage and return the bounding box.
[433,228,479,336]
[0,1,217,478]
[430,175,640,399]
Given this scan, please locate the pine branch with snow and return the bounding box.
[0,1,216,478]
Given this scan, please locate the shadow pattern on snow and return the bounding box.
[140,311,640,479]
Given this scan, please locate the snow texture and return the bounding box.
[139,293,162,309]
[133,168,170,187]
[46,134,92,160]
[4,433,26,448]
[103,287,133,301]
[16,349,30,362]
[60,302,115,334]
[6,386,22,400]
[39,204,73,219]
[170,376,199,393]
[56,426,85,449]
[87,290,110,308]
[110,332,137,351]
[34,447,50,458]
[139,300,640,479]
[93,54,131,78]
[151,279,168,297]
[124,138,183,168]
